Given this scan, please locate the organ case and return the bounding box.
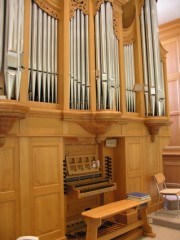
[0,0,171,240]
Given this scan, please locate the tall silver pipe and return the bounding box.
[131,44,136,112]
[73,11,77,109]
[47,15,52,102]
[15,0,24,100]
[51,17,55,102]
[115,38,120,111]
[37,7,43,101]
[77,9,81,109]
[0,0,4,71]
[145,0,156,116]
[70,17,74,108]
[28,0,32,100]
[140,7,149,115]
[95,11,101,110]
[85,14,90,110]
[4,0,17,99]
[81,11,85,109]
[150,0,163,116]
[31,1,38,101]
[42,11,47,102]
[54,19,58,103]
[100,3,108,109]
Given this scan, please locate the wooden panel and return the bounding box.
[30,137,65,239]
[33,146,59,186]
[0,201,15,240]
[169,115,180,146]
[127,176,142,193]
[126,138,143,193]
[163,148,180,184]
[35,193,60,235]
[0,139,20,239]
[168,79,180,112]
[66,195,100,222]
[163,39,179,74]
[0,149,14,191]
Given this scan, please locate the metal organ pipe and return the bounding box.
[150,0,164,116]
[2,0,24,100]
[29,0,58,103]
[69,9,90,110]
[140,0,165,116]
[140,7,149,116]
[95,2,120,111]
[0,0,4,71]
[124,43,136,113]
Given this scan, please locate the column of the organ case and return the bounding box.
[105,156,112,179]
[63,159,67,194]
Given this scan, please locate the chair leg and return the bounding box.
[176,196,179,218]
[155,194,161,214]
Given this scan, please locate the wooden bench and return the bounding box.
[82,199,156,240]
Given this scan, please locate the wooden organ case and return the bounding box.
[0,0,171,240]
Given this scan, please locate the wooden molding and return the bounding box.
[144,118,171,142]
[0,100,29,146]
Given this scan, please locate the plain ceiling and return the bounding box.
[157,0,180,25]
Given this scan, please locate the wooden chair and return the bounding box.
[154,172,180,215]
[16,237,39,240]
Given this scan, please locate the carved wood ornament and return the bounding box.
[69,0,89,19]
[123,19,136,44]
[95,0,120,40]
[144,118,171,142]
[34,0,61,19]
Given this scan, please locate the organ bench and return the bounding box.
[82,199,156,240]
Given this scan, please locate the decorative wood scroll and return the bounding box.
[34,0,61,19]
[113,10,120,40]
[63,110,127,136]
[95,0,120,40]
[76,119,117,135]
[0,100,29,146]
[144,118,171,142]
[123,19,136,44]
[69,0,89,19]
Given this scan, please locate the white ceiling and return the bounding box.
[157,0,180,25]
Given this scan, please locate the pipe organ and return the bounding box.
[123,43,136,112]
[29,0,58,103]
[0,0,24,100]
[140,0,165,116]
[95,1,120,111]
[0,0,171,240]
[69,8,90,110]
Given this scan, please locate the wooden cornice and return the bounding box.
[0,100,29,146]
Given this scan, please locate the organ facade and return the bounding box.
[0,0,171,239]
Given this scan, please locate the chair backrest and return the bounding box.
[154,173,167,192]
[16,237,39,240]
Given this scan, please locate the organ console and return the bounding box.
[64,155,117,198]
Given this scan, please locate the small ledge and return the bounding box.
[144,117,171,142]
[0,100,29,146]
